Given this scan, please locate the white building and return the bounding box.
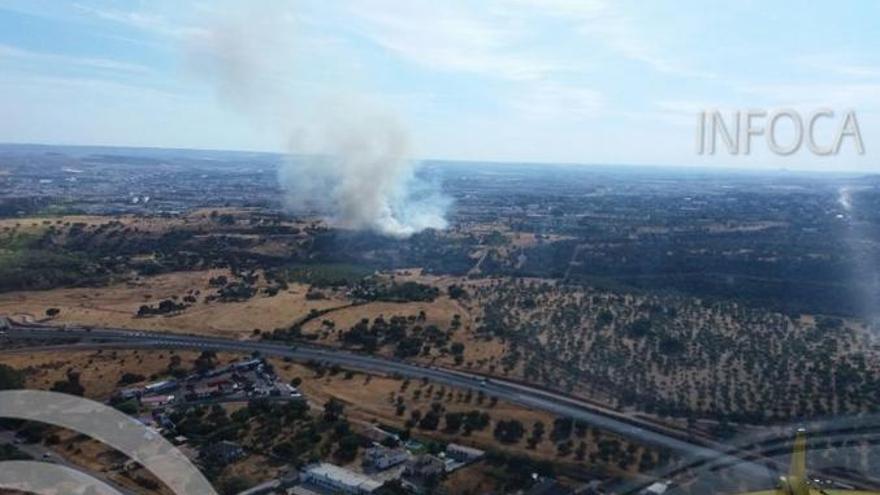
[143,380,178,395]
[643,481,670,495]
[363,445,409,470]
[301,463,382,494]
[445,443,485,463]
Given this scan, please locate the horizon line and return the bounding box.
[0,140,874,177]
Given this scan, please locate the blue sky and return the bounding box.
[1,0,879,171]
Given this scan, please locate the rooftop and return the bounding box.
[305,463,382,492]
[446,443,485,457]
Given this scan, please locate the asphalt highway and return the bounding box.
[2,323,775,481]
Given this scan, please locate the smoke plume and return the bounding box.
[279,104,450,236]
[186,2,450,237]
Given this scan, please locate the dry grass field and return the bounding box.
[0,269,346,337]
[0,214,188,235]
[1,348,224,399]
[0,209,314,233]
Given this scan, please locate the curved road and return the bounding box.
[2,322,774,481]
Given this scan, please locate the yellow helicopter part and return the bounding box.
[728,430,878,495]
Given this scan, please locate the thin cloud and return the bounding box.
[343,1,562,82]
[794,54,880,80]
[511,82,604,120]
[501,0,716,79]
[738,82,880,110]
[72,3,205,40]
[0,43,152,75]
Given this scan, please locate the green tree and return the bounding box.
[323,398,345,422]
[0,364,24,390]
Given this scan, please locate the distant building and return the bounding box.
[404,454,445,482]
[155,413,175,430]
[140,395,174,407]
[206,377,232,388]
[189,385,223,398]
[201,440,245,466]
[232,358,264,371]
[642,482,670,495]
[285,384,303,398]
[445,443,485,463]
[117,387,141,400]
[363,445,409,471]
[143,380,178,395]
[300,463,382,494]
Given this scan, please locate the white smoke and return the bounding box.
[280,102,450,236]
[185,2,450,237]
[837,186,853,212]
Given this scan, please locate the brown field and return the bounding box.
[0,269,346,337]
[296,291,509,369]
[0,214,184,235]
[443,464,498,495]
[0,348,220,399]
[0,214,130,230]
[0,213,506,368]
[301,297,464,334]
[0,210,318,238]
[221,454,278,489]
